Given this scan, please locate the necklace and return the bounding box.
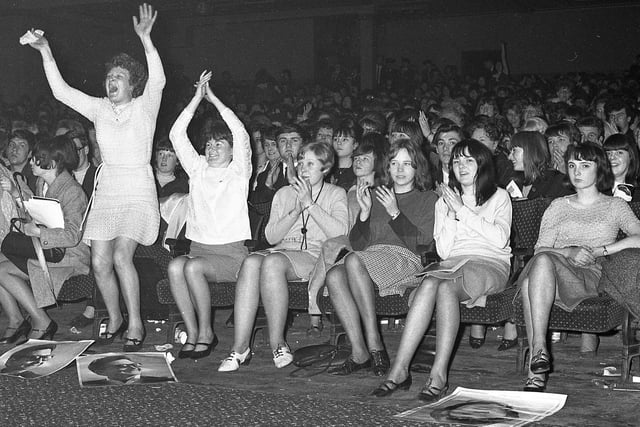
[300,181,325,250]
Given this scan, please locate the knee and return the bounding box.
[112,250,133,271]
[167,258,186,281]
[343,252,362,271]
[92,253,113,276]
[326,265,347,292]
[260,254,286,276]
[530,253,554,271]
[183,258,205,280]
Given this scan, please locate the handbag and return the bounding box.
[289,343,351,377]
[1,219,65,263]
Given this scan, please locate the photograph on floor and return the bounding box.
[395,387,567,426]
[76,352,177,387]
[0,339,94,379]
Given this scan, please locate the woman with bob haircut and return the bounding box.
[603,134,640,201]
[167,71,252,360]
[26,4,166,352]
[325,138,437,377]
[518,142,640,392]
[0,135,90,343]
[507,131,573,200]
[329,118,363,192]
[373,139,512,402]
[219,141,349,372]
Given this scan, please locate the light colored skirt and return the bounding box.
[252,249,317,281]
[517,252,600,311]
[189,240,248,282]
[411,255,510,308]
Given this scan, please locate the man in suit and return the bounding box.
[84,354,173,386]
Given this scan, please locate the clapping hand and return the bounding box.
[440,183,463,214]
[375,186,399,217]
[133,3,157,39]
[291,177,313,210]
[193,70,212,98]
[419,110,431,140]
[356,182,372,221]
[0,175,15,195]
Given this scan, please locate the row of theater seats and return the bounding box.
[55,198,640,382]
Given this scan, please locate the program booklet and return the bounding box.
[24,196,64,229]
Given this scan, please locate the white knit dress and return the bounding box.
[44,49,166,245]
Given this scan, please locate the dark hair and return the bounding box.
[3,344,56,372]
[334,118,363,142]
[33,134,79,173]
[55,119,86,136]
[10,129,36,152]
[544,122,581,145]
[260,125,278,145]
[565,142,614,193]
[605,98,634,120]
[276,123,307,143]
[603,134,640,186]
[199,120,233,150]
[358,112,386,135]
[298,141,335,174]
[433,123,463,147]
[449,139,497,206]
[385,138,432,191]
[575,116,604,140]
[510,131,550,185]
[391,120,423,148]
[104,53,148,98]
[353,132,387,186]
[466,116,501,143]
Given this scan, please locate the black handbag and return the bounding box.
[289,343,351,377]
[1,219,65,263]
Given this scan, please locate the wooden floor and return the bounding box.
[1,302,639,426]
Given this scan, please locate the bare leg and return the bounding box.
[429,280,469,389]
[344,253,383,352]
[0,261,51,333]
[385,277,441,384]
[326,264,369,363]
[0,283,25,329]
[183,257,218,351]
[231,254,264,352]
[259,253,297,350]
[112,237,142,341]
[167,256,196,351]
[521,253,556,382]
[91,240,123,332]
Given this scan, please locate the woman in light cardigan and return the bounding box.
[167,71,252,360]
[219,141,349,372]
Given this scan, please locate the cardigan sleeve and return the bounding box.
[455,189,512,249]
[140,48,166,118]
[168,110,205,177]
[39,182,88,249]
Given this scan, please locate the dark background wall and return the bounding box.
[1,3,639,103]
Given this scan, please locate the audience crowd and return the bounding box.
[1,4,640,398]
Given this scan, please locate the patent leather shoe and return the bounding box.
[0,320,31,344]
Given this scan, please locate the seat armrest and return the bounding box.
[418,243,440,267]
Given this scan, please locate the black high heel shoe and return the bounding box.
[372,374,413,397]
[123,328,147,352]
[96,320,127,345]
[0,320,31,344]
[29,320,58,341]
[190,335,219,360]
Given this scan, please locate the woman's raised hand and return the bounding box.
[133,3,158,39]
[26,29,49,52]
[440,184,463,213]
[375,186,399,217]
[194,70,212,98]
[356,182,372,220]
[419,110,431,140]
[291,177,313,209]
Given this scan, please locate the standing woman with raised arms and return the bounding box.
[26,3,166,351]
